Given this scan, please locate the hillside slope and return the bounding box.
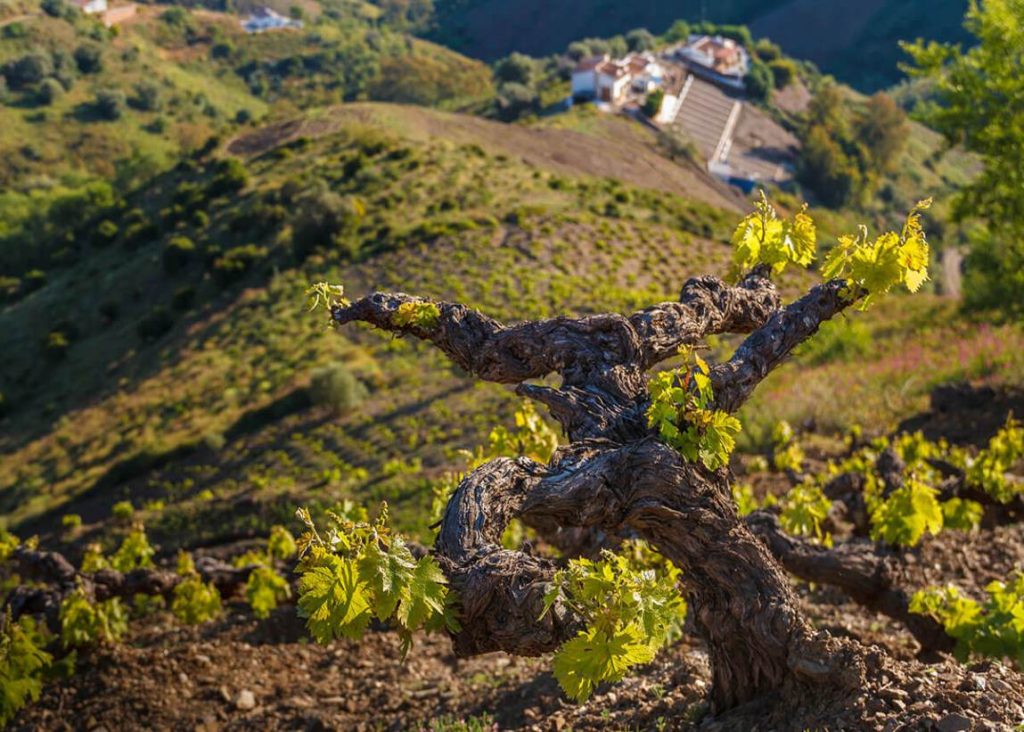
[3,98,1019,551]
[427,0,971,91]
[0,102,752,543]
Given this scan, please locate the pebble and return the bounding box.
[235,690,256,711]
[970,674,987,691]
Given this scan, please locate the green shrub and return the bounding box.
[744,61,774,102]
[38,78,64,105]
[309,363,368,414]
[754,39,783,62]
[43,331,70,360]
[211,244,268,283]
[768,59,798,88]
[211,41,235,59]
[208,158,248,196]
[94,219,118,246]
[111,500,134,520]
[642,89,664,118]
[291,191,364,260]
[73,44,103,74]
[137,307,175,341]
[95,89,126,120]
[3,53,53,90]
[130,81,161,111]
[42,0,68,17]
[163,236,196,273]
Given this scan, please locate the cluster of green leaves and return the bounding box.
[731,482,760,517]
[392,301,442,330]
[730,192,816,275]
[771,420,805,472]
[487,400,560,464]
[821,199,931,308]
[816,429,985,547]
[295,503,457,654]
[0,610,53,726]
[171,552,222,625]
[233,525,297,619]
[911,573,1024,665]
[955,418,1024,504]
[58,589,128,649]
[0,528,19,562]
[430,401,560,526]
[306,282,349,322]
[779,482,833,544]
[647,348,741,471]
[867,475,943,547]
[542,542,687,701]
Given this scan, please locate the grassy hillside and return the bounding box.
[426,0,971,92]
[0,0,492,286]
[0,103,748,543]
[1,101,1020,562]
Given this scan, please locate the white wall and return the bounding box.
[571,70,595,98]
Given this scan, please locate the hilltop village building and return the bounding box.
[242,7,304,33]
[672,34,751,90]
[571,53,665,104]
[568,34,795,192]
[70,0,108,14]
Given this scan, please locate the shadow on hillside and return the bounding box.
[15,377,475,543]
[898,381,1024,445]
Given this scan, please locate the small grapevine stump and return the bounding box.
[331,270,1024,726]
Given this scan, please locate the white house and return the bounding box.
[594,59,632,103]
[571,55,604,100]
[71,0,108,14]
[242,6,303,33]
[572,53,668,105]
[675,35,750,90]
[626,53,664,94]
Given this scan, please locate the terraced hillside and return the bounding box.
[0,103,754,546]
[3,100,1019,554]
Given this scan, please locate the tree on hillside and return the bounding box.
[854,92,908,173]
[493,52,535,86]
[73,44,103,74]
[565,41,591,62]
[625,28,655,52]
[798,126,862,208]
[904,0,1024,315]
[663,20,691,43]
[2,53,53,90]
[744,60,774,102]
[495,81,537,121]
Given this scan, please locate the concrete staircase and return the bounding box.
[668,76,741,162]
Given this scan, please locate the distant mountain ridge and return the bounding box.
[427,0,972,91]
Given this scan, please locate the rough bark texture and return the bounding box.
[745,511,955,654]
[330,269,870,711]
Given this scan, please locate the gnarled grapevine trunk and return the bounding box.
[330,269,867,710]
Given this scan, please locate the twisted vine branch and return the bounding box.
[329,269,876,710]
